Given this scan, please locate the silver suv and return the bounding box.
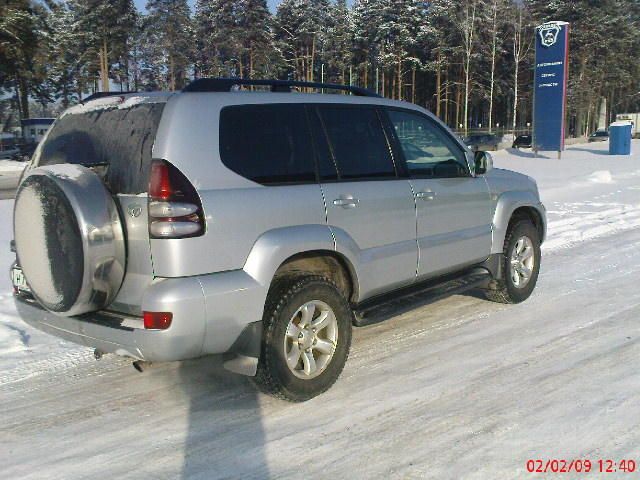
[11,79,545,401]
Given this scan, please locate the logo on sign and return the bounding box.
[538,23,561,47]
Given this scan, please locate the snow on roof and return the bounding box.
[60,93,171,118]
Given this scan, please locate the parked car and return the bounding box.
[10,142,38,162]
[463,133,501,151]
[12,79,546,401]
[512,134,532,149]
[588,130,609,142]
[0,134,19,160]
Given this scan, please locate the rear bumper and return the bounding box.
[14,269,268,363]
[15,295,203,362]
[14,274,208,362]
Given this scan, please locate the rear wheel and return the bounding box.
[252,275,352,402]
[485,219,541,304]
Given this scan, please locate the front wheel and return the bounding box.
[485,219,541,304]
[252,275,352,402]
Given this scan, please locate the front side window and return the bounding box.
[387,109,469,178]
[317,106,396,180]
[219,104,315,185]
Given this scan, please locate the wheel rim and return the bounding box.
[284,300,338,380]
[510,235,535,289]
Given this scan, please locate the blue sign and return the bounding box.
[533,21,570,152]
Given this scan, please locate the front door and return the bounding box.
[385,108,493,279]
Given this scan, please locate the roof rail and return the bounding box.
[81,91,138,104]
[182,78,380,97]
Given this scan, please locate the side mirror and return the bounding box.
[474,151,493,175]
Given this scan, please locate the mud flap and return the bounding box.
[222,321,263,376]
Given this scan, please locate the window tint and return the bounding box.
[317,106,395,180]
[307,108,339,181]
[219,104,316,185]
[387,109,468,178]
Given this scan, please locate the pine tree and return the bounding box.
[143,0,194,90]
[275,0,330,83]
[0,0,41,119]
[239,0,281,79]
[71,0,136,92]
[323,0,352,85]
[195,0,241,77]
[352,0,380,89]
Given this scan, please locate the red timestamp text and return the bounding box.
[526,458,637,474]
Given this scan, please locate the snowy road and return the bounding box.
[1,141,640,479]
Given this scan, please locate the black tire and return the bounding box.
[252,275,353,402]
[485,219,541,304]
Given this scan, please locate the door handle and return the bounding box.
[333,197,359,208]
[415,191,436,201]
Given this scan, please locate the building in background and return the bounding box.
[615,113,639,138]
[21,118,55,144]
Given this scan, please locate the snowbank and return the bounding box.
[0,199,87,386]
[493,140,640,251]
[0,160,27,176]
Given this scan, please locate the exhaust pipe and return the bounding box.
[132,360,151,372]
[94,349,104,360]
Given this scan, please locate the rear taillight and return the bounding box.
[149,161,172,200]
[148,160,204,238]
[143,311,173,330]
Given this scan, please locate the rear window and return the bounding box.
[219,104,316,185]
[37,101,165,194]
[316,106,396,180]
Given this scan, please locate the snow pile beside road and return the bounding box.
[494,140,640,251]
[587,170,614,183]
[0,199,87,386]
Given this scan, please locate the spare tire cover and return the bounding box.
[14,164,125,316]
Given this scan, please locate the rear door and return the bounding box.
[34,98,166,314]
[384,108,493,279]
[310,105,417,300]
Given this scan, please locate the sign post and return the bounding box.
[533,21,570,158]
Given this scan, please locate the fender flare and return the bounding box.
[491,191,546,254]
[243,224,336,287]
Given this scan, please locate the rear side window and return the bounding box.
[219,104,316,185]
[317,106,396,180]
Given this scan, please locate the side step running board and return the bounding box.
[353,270,491,327]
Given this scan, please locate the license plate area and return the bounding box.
[11,266,30,293]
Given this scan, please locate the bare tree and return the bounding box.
[458,0,479,136]
[511,3,531,135]
[487,0,500,133]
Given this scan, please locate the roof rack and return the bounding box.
[81,91,138,104]
[182,78,380,97]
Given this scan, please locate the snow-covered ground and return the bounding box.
[0,159,27,175]
[1,141,639,479]
[0,160,26,200]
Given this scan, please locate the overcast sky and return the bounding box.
[133,0,281,13]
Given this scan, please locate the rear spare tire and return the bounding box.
[13,164,125,316]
